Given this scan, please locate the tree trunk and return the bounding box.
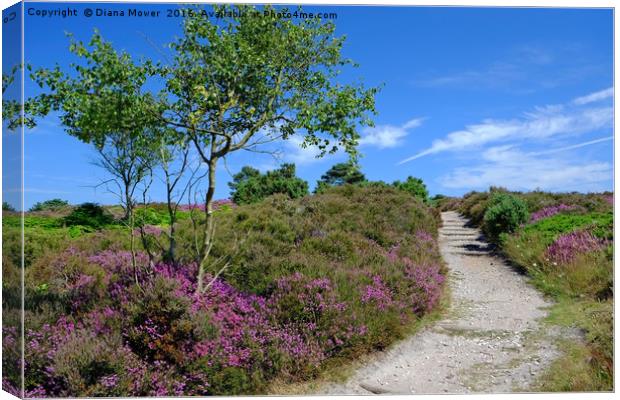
[165,188,177,264]
[196,158,217,293]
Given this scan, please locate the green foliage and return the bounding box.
[392,176,429,203]
[2,201,15,212]
[3,215,62,230]
[482,193,529,239]
[166,4,378,163]
[30,198,69,212]
[177,185,441,295]
[64,203,114,229]
[134,206,172,226]
[521,212,613,243]
[229,164,309,205]
[315,162,366,192]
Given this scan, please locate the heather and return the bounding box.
[450,189,613,391]
[4,185,445,396]
[529,204,578,223]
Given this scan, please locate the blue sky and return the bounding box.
[11,3,614,209]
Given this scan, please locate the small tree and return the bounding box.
[229,163,309,205]
[2,202,16,212]
[393,176,429,203]
[163,5,378,292]
[19,32,162,287]
[316,162,366,192]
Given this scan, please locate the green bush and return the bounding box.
[64,203,115,229]
[3,201,16,212]
[483,193,529,239]
[30,199,69,212]
[229,164,309,205]
[392,176,429,203]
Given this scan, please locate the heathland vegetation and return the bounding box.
[3,184,444,396]
[438,189,613,391]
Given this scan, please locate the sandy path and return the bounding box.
[320,211,572,394]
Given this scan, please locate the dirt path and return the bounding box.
[320,211,573,394]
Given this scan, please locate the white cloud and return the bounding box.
[572,87,614,105]
[359,118,424,149]
[282,136,345,165]
[439,146,612,192]
[398,93,612,164]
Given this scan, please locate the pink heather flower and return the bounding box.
[530,204,576,223]
[178,199,235,212]
[361,275,394,310]
[135,224,163,236]
[100,374,119,388]
[406,263,445,314]
[415,230,434,243]
[546,230,609,264]
[386,243,401,263]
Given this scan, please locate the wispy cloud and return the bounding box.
[439,145,612,192]
[415,45,603,92]
[359,118,424,149]
[418,62,522,89]
[398,89,613,164]
[572,87,614,105]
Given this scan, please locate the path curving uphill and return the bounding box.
[321,211,575,394]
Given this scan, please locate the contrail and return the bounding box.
[528,136,613,156]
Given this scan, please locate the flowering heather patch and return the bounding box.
[361,275,395,310]
[545,230,609,265]
[134,224,164,236]
[178,199,235,212]
[404,262,445,314]
[11,186,445,396]
[415,230,434,243]
[530,204,577,223]
[381,242,445,314]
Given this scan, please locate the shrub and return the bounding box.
[2,201,15,212]
[483,193,529,239]
[30,199,69,212]
[229,164,309,205]
[392,176,429,203]
[64,203,114,229]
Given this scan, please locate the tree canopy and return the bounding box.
[316,162,366,192]
[229,163,309,205]
[393,176,429,203]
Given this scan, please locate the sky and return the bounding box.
[6,2,614,209]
